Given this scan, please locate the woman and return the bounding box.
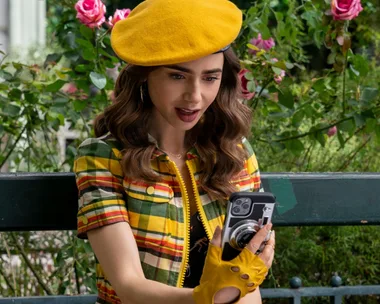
[74,0,275,303]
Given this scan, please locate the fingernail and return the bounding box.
[266,223,273,231]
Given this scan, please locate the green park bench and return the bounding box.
[1,172,380,303]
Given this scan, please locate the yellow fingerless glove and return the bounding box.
[192,243,268,304]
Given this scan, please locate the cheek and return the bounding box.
[204,84,221,105]
[148,80,177,106]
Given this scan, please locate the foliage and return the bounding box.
[0,0,379,301]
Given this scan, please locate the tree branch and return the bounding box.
[0,259,15,295]
[1,233,17,296]
[337,136,372,171]
[0,125,27,169]
[9,233,53,295]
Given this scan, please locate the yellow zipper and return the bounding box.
[186,160,213,241]
[170,160,191,288]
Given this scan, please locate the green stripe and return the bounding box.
[267,177,298,215]
[203,200,226,220]
[127,196,184,222]
[127,188,172,200]
[76,169,124,180]
[78,201,126,215]
[131,226,184,241]
[78,139,120,160]
[141,262,178,287]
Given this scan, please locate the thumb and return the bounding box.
[211,226,222,248]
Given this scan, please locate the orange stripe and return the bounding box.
[134,235,183,251]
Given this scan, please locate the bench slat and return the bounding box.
[0,295,96,303]
[1,172,380,232]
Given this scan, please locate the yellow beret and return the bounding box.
[111,0,242,66]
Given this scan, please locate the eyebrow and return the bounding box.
[164,64,222,74]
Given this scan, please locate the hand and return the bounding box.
[212,223,275,303]
[193,224,276,304]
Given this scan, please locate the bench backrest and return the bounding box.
[1,172,380,232]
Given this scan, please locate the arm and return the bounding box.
[238,288,261,304]
[88,221,196,304]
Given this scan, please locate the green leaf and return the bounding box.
[338,119,355,134]
[353,114,365,128]
[82,48,96,61]
[285,62,294,69]
[272,61,287,70]
[73,100,87,112]
[90,72,107,90]
[327,52,336,65]
[8,88,22,100]
[24,92,38,103]
[53,97,69,105]
[12,62,23,70]
[80,24,94,40]
[272,66,283,75]
[365,118,376,133]
[375,125,380,144]
[247,80,256,93]
[337,130,345,148]
[285,139,304,156]
[315,131,326,147]
[349,65,359,77]
[352,54,369,77]
[361,88,378,102]
[244,72,254,81]
[257,23,271,40]
[2,104,21,117]
[278,89,294,109]
[312,79,325,94]
[292,110,304,126]
[0,83,8,90]
[75,38,95,50]
[44,53,62,68]
[46,80,66,93]
[75,64,90,73]
[0,70,13,81]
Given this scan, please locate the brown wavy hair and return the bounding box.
[94,48,252,199]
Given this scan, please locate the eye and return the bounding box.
[204,76,219,82]
[170,73,185,80]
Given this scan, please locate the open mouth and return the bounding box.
[175,108,200,123]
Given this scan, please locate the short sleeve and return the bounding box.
[73,138,129,239]
[242,137,264,192]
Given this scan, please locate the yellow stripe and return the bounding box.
[75,156,123,176]
[79,199,126,214]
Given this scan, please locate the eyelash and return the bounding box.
[169,73,220,82]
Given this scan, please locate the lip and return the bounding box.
[175,108,200,123]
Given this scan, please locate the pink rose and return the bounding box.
[331,0,363,20]
[249,33,275,55]
[327,126,337,137]
[274,70,286,84]
[271,58,286,84]
[238,69,255,100]
[75,0,106,28]
[108,8,131,27]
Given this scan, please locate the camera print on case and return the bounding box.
[221,192,276,261]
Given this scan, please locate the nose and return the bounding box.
[184,80,202,104]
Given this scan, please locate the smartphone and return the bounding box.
[221,192,276,261]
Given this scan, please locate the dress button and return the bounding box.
[147,186,155,195]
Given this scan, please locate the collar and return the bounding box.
[148,133,199,160]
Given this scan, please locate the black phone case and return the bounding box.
[221,192,276,261]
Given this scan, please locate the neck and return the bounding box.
[148,122,187,156]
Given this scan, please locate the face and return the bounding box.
[146,53,224,132]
